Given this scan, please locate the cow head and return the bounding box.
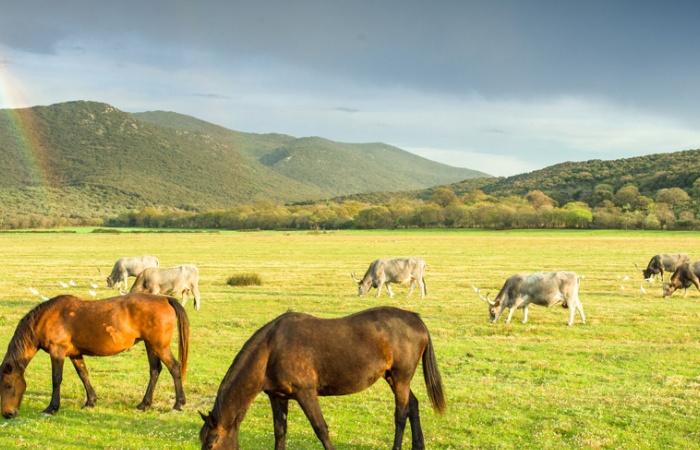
[472,286,500,322]
[98,268,116,288]
[351,273,371,296]
[634,263,655,280]
[1,362,26,419]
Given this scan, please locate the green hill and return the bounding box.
[0,101,485,222]
[333,149,700,207]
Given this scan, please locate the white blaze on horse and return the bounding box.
[352,257,427,298]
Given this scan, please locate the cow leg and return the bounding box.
[181,289,189,307]
[407,279,415,297]
[192,282,201,311]
[295,390,334,450]
[70,356,97,408]
[376,281,384,297]
[386,283,395,298]
[269,395,289,450]
[576,300,586,325]
[521,305,529,324]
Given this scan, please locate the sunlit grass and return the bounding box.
[0,229,699,448]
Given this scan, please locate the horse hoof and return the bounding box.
[136,403,148,411]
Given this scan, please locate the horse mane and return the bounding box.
[2,297,64,371]
[210,311,295,422]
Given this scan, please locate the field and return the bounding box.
[0,229,699,449]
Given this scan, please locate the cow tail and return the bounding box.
[422,332,446,414]
[423,277,427,296]
[167,297,190,383]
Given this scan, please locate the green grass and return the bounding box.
[1,229,700,449]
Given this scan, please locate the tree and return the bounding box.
[526,190,556,210]
[656,187,690,206]
[613,185,639,210]
[430,188,459,207]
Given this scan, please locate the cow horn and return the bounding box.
[97,267,104,276]
[633,263,643,272]
[472,285,495,305]
[351,272,361,283]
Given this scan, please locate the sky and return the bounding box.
[1,1,699,177]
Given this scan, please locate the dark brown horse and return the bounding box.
[199,306,446,450]
[1,293,189,418]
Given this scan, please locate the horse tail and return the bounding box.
[167,297,190,383]
[422,333,446,414]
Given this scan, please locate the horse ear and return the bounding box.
[199,410,217,427]
[2,362,13,375]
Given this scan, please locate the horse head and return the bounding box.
[1,361,26,419]
[199,411,238,449]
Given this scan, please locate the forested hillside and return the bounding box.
[0,101,484,226]
[109,149,700,231]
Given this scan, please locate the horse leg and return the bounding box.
[386,375,411,450]
[137,343,162,411]
[150,344,186,411]
[70,356,97,408]
[44,355,65,415]
[407,390,425,450]
[295,390,334,450]
[269,395,289,450]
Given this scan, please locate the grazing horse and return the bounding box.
[199,306,446,450]
[1,293,189,418]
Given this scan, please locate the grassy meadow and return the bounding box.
[0,229,699,449]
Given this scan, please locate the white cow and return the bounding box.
[130,264,201,311]
[100,256,160,290]
[473,271,585,326]
[352,258,426,298]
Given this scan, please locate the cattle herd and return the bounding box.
[1,251,699,449]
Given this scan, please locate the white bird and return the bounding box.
[90,282,98,289]
[640,285,647,295]
[59,281,68,288]
[41,295,49,301]
[645,277,655,283]
[621,285,625,290]
[69,280,77,287]
[623,276,630,281]
[29,287,39,295]
[89,290,97,297]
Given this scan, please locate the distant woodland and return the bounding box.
[1,102,699,231]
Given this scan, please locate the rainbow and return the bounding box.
[0,62,52,188]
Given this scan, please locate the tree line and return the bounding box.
[100,181,700,231]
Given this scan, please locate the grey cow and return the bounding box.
[130,264,201,310]
[100,255,160,290]
[635,253,690,282]
[352,257,427,298]
[473,271,585,326]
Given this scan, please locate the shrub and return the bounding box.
[226,273,263,287]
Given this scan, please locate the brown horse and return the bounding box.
[199,306,446,450]
[1,293,189,418]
